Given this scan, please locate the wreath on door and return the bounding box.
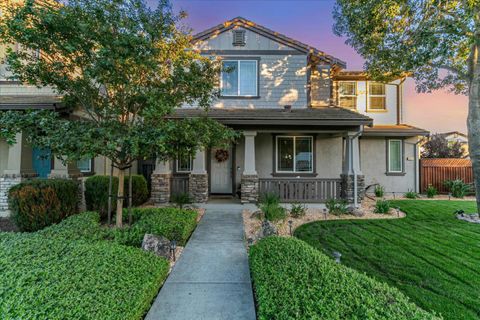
[215,149,229,163]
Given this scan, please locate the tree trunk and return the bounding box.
[468,17,480,213]
[107,162,114,225]
[116,168,125,228]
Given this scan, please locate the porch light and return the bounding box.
[333,251,342,264]
[392,192,396,199]
[323,208,328,220]
[288,220,293,236]
[170,240,177,262]
[448,193,452,200]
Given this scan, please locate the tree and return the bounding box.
[333,0,480,211]
[421,134,465,158]
[0,0,237,227]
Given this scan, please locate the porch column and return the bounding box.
[151,159,172,205]
[189,149,208,203]
[241,131,259,203]
[0,132,37,215]
[341,132,365,206]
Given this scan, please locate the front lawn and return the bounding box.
[295,200,479,320]
[0,208,199,320]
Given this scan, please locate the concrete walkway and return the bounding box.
[146,205,256,320]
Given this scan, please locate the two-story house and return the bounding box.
[0,17,428,213]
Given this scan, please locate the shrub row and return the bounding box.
[108,207,198,247]
[249,237,439,320]
[0,215,169,320]
[8,179,79,232]
[84,175,148,218]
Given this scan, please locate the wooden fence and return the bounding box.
[259,178,342,202]
[420,158,473,193]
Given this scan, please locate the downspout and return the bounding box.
[413,138,423,193]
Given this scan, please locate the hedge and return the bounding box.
[84,175,148,219]
[8,179,79,232]
[0,217,169,319]
[249,237,440,320]
[108,207,198,247]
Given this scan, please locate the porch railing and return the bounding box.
[258,178,342,202]
[171,175,189,196]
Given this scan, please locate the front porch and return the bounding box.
[154,107,374,205]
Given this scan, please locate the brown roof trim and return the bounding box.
[363,124,429,137]
[0,95,63,110]
[334,70,407,81]
[193,17,347,69]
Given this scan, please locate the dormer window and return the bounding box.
[232,30,246,46]
[338,81,357,109]
[221,59,258,97]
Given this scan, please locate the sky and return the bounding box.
[161,0,468,134]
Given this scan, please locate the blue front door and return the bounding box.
[32,148,52,178]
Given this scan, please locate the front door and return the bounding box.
[32,148,52,178]
[210,148,233,194]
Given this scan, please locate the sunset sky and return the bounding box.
[165,0,469,134]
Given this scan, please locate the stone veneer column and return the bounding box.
[151,159,172,205]
[241,131,259,203]
[341,132,365,204]
[189,149,208,203]
[0,132,37,215]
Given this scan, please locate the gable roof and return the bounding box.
[193,17,346,69]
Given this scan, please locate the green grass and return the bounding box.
[0,212,171,320]
[295,200,479,320]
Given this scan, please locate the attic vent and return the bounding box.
[232,30,246,46]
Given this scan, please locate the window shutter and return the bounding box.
[232,30,246,46]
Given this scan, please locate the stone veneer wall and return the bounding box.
[241,174,259,203]
[151,173,172,205]
[189,173,208,203]
[0,175,23,215]
[340,174,365,204]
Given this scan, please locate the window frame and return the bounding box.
[338,81,357,109]
[77,158,94,175]
[176,155,193,173]
[386,139,405,175]
[220,58,259,99]
[367,81,387,112]
[275,135,314,174]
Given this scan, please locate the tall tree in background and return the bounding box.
[333,0,480,211]
[0,0,236,227]
[421,134,465,158]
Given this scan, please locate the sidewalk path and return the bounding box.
[145,205,256,320]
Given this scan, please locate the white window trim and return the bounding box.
[275,136,314,173]
[220,59,258,97]
[388,139,403,173]
[367,81,387,111]
[338,81,357,109]
[176,156,193,173]
[77,158,93,173]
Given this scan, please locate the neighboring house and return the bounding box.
[0,17,429,213]
[441,131,469,158]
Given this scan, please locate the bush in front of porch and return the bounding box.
[249,236,439,320]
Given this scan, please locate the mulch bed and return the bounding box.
[0,217,18,232]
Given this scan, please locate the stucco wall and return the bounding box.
[360,137,418,194]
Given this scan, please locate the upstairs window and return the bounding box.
[368,82,386,110]
[221,60,258,97]
[232,30,246,46]
[338,81,357,109]
[276,136,313,173]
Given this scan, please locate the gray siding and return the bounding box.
[311,65,331,107]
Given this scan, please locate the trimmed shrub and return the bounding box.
[325,198,349,215]
[8,179,79,232]
[38,211,104,242]
[259,193,286,222]
[404,190,419,199]
[0,230,169,320]
[249,237,439,320]
[85,175,148,218]
[425,185,438,198]
[444,179,471,198]
[107,207,198,247]
[374,199,390,214]
[374,185,385,198]
[171,192,193,209]
[289,202,307,218]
